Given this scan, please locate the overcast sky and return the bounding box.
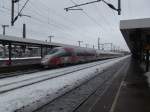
[0,0,150,51]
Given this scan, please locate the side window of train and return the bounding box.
[57,52,65,57]
[77,52,83,56]
[58,52,72,57]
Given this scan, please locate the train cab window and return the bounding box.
[48,49,58,55]
[57,51,72,57]
[66,52,72,56]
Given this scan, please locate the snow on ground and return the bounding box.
[0,59,111,88]
[0,56,129,112]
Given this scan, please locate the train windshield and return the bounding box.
[48,49,59,55]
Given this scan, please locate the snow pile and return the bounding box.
[0,56,128,112]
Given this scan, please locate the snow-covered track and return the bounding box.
[0,57,112,78]
[0,69,42,79]
[0,59,112,94]
[0,56,129,112]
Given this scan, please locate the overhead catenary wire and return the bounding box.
[2,0,98,41]
[11,0,31,25]
[0,3,89,43]
[17,0,30,16]
[1,0,5,8]
[0,8,5,13]
[0,0,118,46]
[28,1,74,31]
[29,0,94,39]
[0,7,77,42]
[70,0,118,47]
[69,0,105,32]
[94,3,117,31]
[106,0,119,21]
[0,5,78,42]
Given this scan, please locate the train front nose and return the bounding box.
[41,56,52,66]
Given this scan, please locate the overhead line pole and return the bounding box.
[48,36,54,43]
[11,0,30,26]
[23,24,26,38]
[98,38,100,50]
[11,0,15,26]
[65,0,101,11]
[78,41,83,47]
[11,0,20,26]
[1,25,9,35]
[118,0,121,15]
[65,0,121,15]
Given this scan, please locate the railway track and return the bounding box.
[0,56,129,112]
[0,64,41,74]
[0,59,113,94]
[0,57,115,79]
[0,69,42,79]
[34,58,129,112]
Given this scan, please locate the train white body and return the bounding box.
[41,47,122,67]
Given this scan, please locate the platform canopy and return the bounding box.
[120,18,150,58]
[0,34,75,48]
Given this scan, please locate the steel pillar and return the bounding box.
[41,45,43,58]
[23,24,26,38]
[8,43,12,65]
[146,50,149,72]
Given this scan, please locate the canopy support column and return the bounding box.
[8,43,12,65]
[146,50,149,72]
[41,45,43,58]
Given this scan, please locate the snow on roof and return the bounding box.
[0,35,73,47]
[120,18,150,29]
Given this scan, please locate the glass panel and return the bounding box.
[47,49,58,55]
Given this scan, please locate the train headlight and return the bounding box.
[41,56,50,65]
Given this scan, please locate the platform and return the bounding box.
[75,57,150,112]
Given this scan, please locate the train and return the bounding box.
[41,46,123,67]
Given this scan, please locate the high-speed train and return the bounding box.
[41,47,122,67]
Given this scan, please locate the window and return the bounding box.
[57,51,72,57]
[47,49,58,55]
